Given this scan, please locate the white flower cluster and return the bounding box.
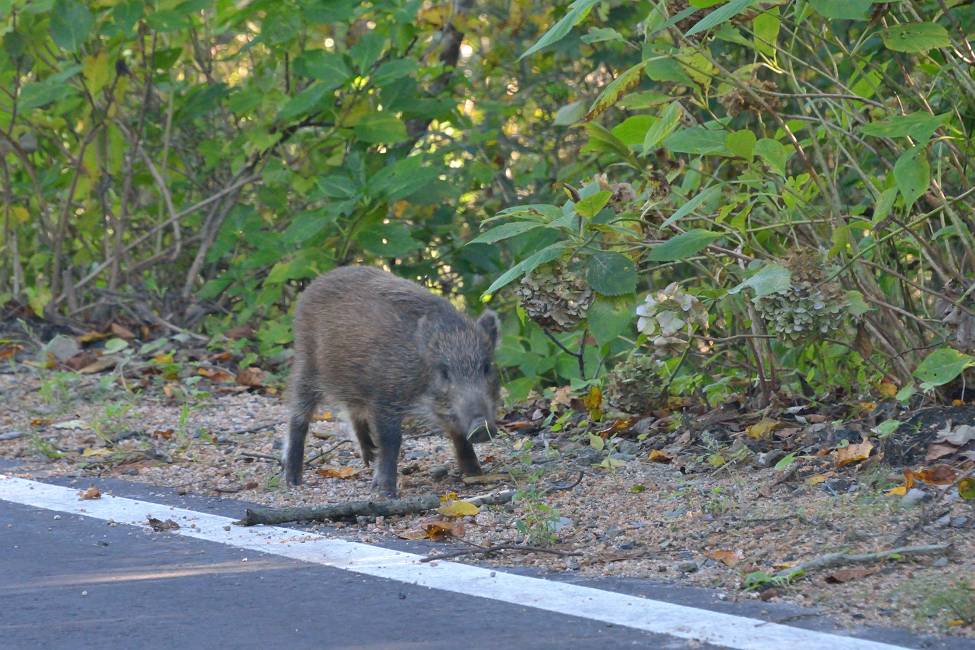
[635,282,708,357]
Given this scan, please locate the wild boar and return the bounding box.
[283,266,501,496]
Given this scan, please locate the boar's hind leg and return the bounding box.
[449,432,482,477]
[370,414,402,498]
[283,379,318,487]
[351,415,376,466]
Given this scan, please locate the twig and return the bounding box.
[236,494,441,526]
[421,543,582,563]
[239,451,280,463]
[305,439,352,465]
[225,421,278,436]
[775,544,950,580]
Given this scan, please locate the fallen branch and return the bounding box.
[421,542,581,563]
[775,544,950,580]
[236,494,441,526]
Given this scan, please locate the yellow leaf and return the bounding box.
[806,474,829,486]
[83,51,111,95]
[583,386,603,420]
[439,491,459,503]
[11,206,29,224]
[438,500,480,517]
[958,478,975,501]
[886,484,909,496]
[876,382,897,398]
[312,410,334,422]
[834,440,874,467]
[82,447,111,457]
[152,353,174,364]
[707,549,743,567]
[316,466,360,479]
[648,449,672,463]
[746,418,779,440]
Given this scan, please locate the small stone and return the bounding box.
[677,561,698,574]
[950,516,969,528]
[53,515,61,520]
[716,593,728,601]
[398,592,407,600]
[901,488,929,508]
[932,557,949,568]
[0,430,25,441]
[933,514,952,528]
[223,525,231,531]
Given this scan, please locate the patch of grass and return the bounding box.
[911,578,975,627]
[38,371,77,412]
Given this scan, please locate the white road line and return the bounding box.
[0,475,909,650]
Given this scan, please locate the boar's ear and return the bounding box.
[476,310,501,349]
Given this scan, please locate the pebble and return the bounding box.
[0,430,25,441]
[677,561,698,574]
[950,516,969,528]
[53,515,61,520]
[900,488,929,508]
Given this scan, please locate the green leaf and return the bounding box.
[468,221,546,245]
[860,112,950,144]
[581,27,624,44]
[664,125,728,155]
[685,0,756,37]
[725,129,756,161]
[845,290,871,317]
[894,146,929,207]
[354,112,408,144]
[369,157,438,201]
[812,0,872,20]
[612,116,656,147]
[754,138,789,176]
[483,242,570,296]
[582,123,635,162]
[773,452,796,471]
[587,296,636,346]
[643,101,683,154]
[728,263,791,298]
[575,191,612,218]
[586,252,637,296]
[350,30,386,72]
[659,185,721,229]
[520,0,600,60]
[103,338,129,354]
[647,229,724,262]
[586,60,647,120]
[50,0,93,52]
[883,22,950,53]
[913,348,974,389]
[357,222,422,258]
[372,59,418,86]
[554,100,586,126]
[872,187,898,223]
[282,210,333,245]
[293,51,352,88]
[753,7,779,56]
[278,82,330,121]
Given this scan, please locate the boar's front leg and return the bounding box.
[351,414,376,466]
[370,412,402,497]
[449,431,482,477]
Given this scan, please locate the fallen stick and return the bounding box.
[236,494,441,526]
[421,542,581,563]
[774,544,950,579]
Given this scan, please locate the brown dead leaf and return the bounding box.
[30,417,51,427]
[805,414,827,424]
[916,465,957,485]
[461,473,508,485]
[925,442,960,462]
[312,410,335,422]
[886,469,916,496]
[78,356,118,374]
[707,549,743,567]
[151,429,174,440]
[236,366,265,387]
[746,418,780,441]
[224,324,255,340]
[77,331,109,344]
[110,322,136,340]
[398,518,466,541]
[78,485,101,500]
[316,466,361,479]
[550,385,574,409]
[834,440,874,467]
[648,449,673,463]
[825,566,878,584]
[0,343,24,360]
[146,516,180,532]
[162,382,178,399]
[209,351,233,362]
[876,382,898,399]
[64,351,98,370]
[773,427,801,439]
[197,366,234,383]
[598,417,637,438]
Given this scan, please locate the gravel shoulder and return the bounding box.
[1,368,973,640]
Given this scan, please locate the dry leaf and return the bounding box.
[53,419,87,430]
[151,429,174,440]
[312,410,335,422]
[461,473,508,485]
[146,516,180,532]
[935,423,975,446]
[598,418,637,437]
[834,440,874,467]
[110,322,136,339]
[82,447,111,457]
[30,417,51,427]
[916,465,956,485]
[152,353,174,365]
[648,449,673,463]
[0,343,22,360]
[746,419,780,441]
[886,469,916,496]
[316,466,361,479]
[78,485,101,500]
[959,478,975,501]
[707,549,743,567]
[224,325,255,339]
[550,385,574,409]
[236,366,266,387]
[825,567,877,584]
[399,518,465,541]
[806,474,829,486]
[210,351,233,362]
[438,500,480,517]
[77,331,109,344]
[197,367,234,382]
[583,386,603,420]
[926,443,960,462]
[876,382,898,399]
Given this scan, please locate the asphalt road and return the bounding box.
[0,473,972,650]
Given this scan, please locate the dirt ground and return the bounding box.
[1,360,973,639]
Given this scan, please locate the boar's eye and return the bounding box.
[437,364,450,381]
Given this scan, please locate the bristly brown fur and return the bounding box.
[282,266,500,496]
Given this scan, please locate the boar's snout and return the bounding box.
[466,416,497,443]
